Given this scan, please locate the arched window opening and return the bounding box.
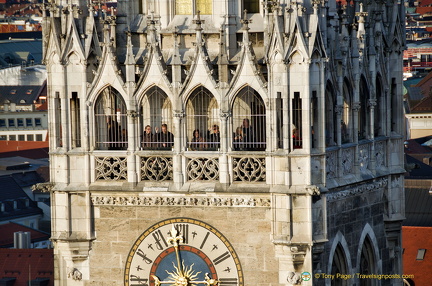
[140,87,173,150]
[360,236,377,286]
[375,76,383,137]
[342,79,352,144]
[359,76,369,140]
[186,86,219,151]
[232,86,266,151]
[331,244,348,286]
[325,82,337,147]
[94,86,127,150]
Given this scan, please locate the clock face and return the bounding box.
[124,218,243,286]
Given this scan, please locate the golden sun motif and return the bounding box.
[166,261,201,286]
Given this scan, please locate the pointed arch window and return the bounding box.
[94,86,127,150]
[359,76,369,140]
[140,87,173,150]
[325,81,337,147]
[186,86,219,151]
[342,79,353,144]
[360,237,377,286]
[331,244,348,286]
[232,86,266,151]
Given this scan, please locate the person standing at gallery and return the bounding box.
[156,123,174,148]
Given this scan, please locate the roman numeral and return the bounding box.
[175,223,189,244]
[200,232,210,249]
[136,249,152,264]
[130,275,148,286]
[213,251,230,265]
[152,229,168,250]
[219,278,238,285]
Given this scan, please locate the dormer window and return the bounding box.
[26,89,33,94]
[20,99,26,104]
[10,90,16,95]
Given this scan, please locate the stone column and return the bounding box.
[219,111,231,184]
[173,110,185,190]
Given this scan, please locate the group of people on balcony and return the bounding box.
[141,123,174,149]
[139,118,264,151]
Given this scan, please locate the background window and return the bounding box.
[0,119,5,127]
[95,86,128,150]
[417,249,426,260]
[232,86,266,151]
[8,119,15,127]
[244,0,260,13]
[175,0,212,15]
[140,87,173,150]
[35,118,41,126]
[9,135,16,141]
[18,134,25,141]
[0,135,6,141]
[186,86,219,151]
[27,134,34,141]
[26,118,33,126]
[17,118,24,127]
[36,134,43,141]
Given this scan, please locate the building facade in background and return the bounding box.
[42,0,406,285]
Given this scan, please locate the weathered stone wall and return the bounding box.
[88,203,278,286]
[314,178,394,286]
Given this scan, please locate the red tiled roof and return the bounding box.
[0,248,53,286]
[417,6,432,15]
[0,222,49,248]
[419,0,432,6]
[0,141,49,159]
[403,226,432,285]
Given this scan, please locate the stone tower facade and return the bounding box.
[41,0,406,285]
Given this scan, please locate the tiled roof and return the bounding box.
[405,154,432,179]
[0,141,49,159]
[411,94,432,112]
[0,39,43,68]
[0,248,53,286]
[0,175,43,223]
[0,85,43,105]
[0,222,49,248]
[402,226,432,285]
[404,181,432,226]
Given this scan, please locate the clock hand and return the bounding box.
[167,225,184,276]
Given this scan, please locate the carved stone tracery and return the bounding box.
[187,158,219,181]
[95,157,127,181]
[141,156,173,181]
[232,157,266,182]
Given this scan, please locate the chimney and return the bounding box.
[14,231,31,249]
[10,103,16,112]
[4,104,9,112]
[0,203,4,212]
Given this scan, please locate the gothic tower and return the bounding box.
[41,0,406,285]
